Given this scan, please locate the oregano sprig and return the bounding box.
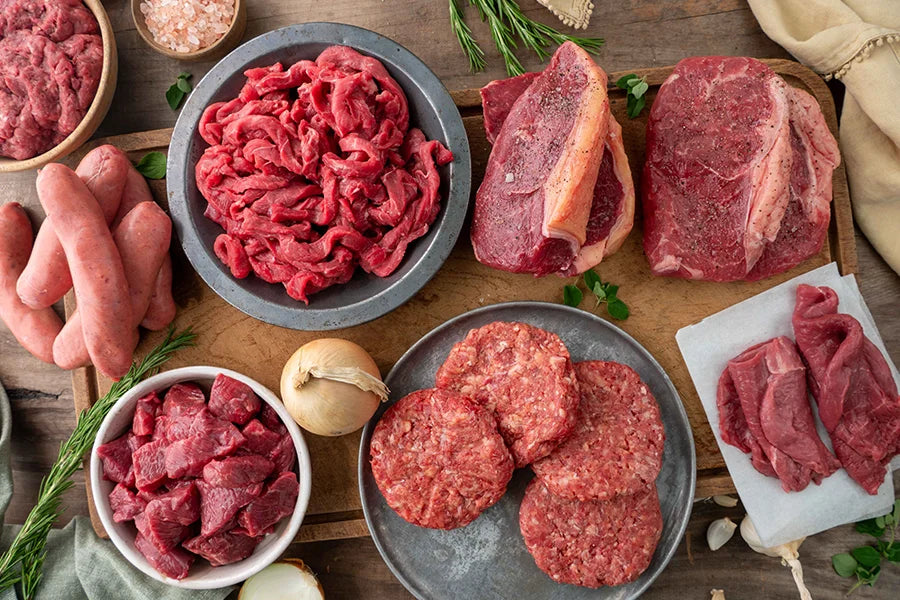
[561,271,629,320]
[832,500,900,595]
[616,74,649,119]
[166,72,192,110]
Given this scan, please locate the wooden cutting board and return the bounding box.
[71,58,856,542]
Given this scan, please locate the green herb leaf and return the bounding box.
[593,282,606,300]
[631,80,649,99]
[616,74,639,89]
[166,84,185,110]
[134,151,167,180]
[855,518,886,538]
[176,78,192,94]
[833,553,858,577]
[563,285,583,307]
[604,284,619,300]
[851,546,882,569]
[627,95,647,119]
[886,545,900,563]
[894,499,900,523]
[583,269,601,292]
[607,298,630,320]
[857,563,880,586]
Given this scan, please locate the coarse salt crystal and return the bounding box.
[140,0,234,53]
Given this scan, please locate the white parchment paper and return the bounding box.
[676,263,899,547]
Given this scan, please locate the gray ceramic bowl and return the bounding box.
[167,23,471,330]
[359,302,696,600]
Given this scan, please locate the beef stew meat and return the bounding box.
[96,374,299,579]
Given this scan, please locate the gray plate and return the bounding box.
[167,23,471,330]
[359,302,696,600]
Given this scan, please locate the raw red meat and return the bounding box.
[643,56,839,281]
[196,479,263,537]
[97,433,134,484]
[209,373,261,425]
[134,511,191,553]
[202,455,274,488]
[793,285,900,494]
[242,419,282,454]
[0,0,102,160]
[520,479,662,588]
[108,483,145,523]
[161,383,207,418]
[260,404,287,435]
[195,46,453,303]
[237,472,300,536]
[436,321,579,466]
[182,530,260,567]
[133,391,161,437]
[369,388,513,530]
[134,532,194,580]
[144,482,200,526]
[132,438,168,491]
[717,336,840,491]
[532,361,665,501]
[480,71,634,274]
[267,433,296,474]
[471,42,611,276]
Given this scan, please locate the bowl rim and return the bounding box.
[89,365,312,589]
[130,0,246,61]
[0,0,118,172]
[166,22,472,331]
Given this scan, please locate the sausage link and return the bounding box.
[36,163,135,380]
[54,202,172,369]
[0,203,63,363]
[118,165,177,331]
[16,145,130,309]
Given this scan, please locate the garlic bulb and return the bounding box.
[280,339,389,437]
[239,559,324,600]
[707,517,737,551]
[740,516,811,600]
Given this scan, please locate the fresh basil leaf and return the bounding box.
[166,84,185,110]
[615,74,638,89]
[583,270,601,292]
[832,553,858,577]
[607,298,630,320]
[135,151,167,180]
[176,77,192,94]
[593,282,606,300]
[851,546,882,569]
[563,285,582,307]
[856,519,885,538]
[631,80,649,99]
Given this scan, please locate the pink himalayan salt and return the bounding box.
[140,0,235,53]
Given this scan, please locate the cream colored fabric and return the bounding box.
[748,0,900,274]
[536,0,593,30]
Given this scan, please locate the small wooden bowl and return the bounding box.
[132,0,247,62]
[0,0,118,173]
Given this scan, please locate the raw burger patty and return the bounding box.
[520,479,663,587]
[532,361,665,500]
[435,321,579,466]
[369,388,514,530]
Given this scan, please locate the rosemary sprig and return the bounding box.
[449,0,604,76]
[0,328,196,599]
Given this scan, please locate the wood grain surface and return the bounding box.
[1,1,898,598]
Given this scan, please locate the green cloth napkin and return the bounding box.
[0,381,234,600]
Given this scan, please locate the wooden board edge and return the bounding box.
[695,470,736,498]
[295,518,370,543]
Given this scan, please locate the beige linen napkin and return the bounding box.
[536,0,594,30]
[748,0,900,274]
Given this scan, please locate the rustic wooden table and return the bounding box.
[1,1,898,598]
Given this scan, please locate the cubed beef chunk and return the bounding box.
[134,532,194,580]
[242,419,282,455]
[161,383,207,418]
[209,374,262,425]
[260,403,287,435]
[196,479,263,537]
[268,434,296,474]
[202,455,274,488]
[132,438,168,491]
[96,433,134,484]
[237,472,299,536]
[144,481,200,525]
[108,483,146,523]
[182,530,261,566]
[133,391,162,436]
[134,511,191,553]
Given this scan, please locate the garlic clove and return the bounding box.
[713,495,739,508]
[739,516,811,600]
[710,590,726,600]
[707,517,737,551]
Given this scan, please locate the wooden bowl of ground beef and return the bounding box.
[0,0,118,172]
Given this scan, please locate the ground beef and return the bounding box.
[532,361,665,500]
[369,388,513,530]
[519,479,662,588]
[435,321,579,467]
[0,0,102,159]
[195,45,453,303]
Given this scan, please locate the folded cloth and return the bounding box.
[748,0,900,274]
[536,0,594,30]
[0,382,233,600]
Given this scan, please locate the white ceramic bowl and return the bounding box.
[90,366,312,589]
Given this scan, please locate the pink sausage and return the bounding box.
[0,203,64,363]
[53,202,172,369]
[16,145,130,309]
[36,164,135,380]
[117,165,177,331]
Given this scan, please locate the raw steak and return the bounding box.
[436,321,579,466]
[532,361,665,501]
[480,71,634,274]
[717,336,840,492]
[520,479,662,588]
[471,42,610,276]
[793,284,900,494]
[369,388,513,530]
[642,56,839,281]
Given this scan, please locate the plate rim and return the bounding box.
[166,22,472,330]
[358,300,697,600]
